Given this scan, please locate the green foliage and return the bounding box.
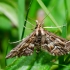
[0,0,70,70]
[5,51,54,70]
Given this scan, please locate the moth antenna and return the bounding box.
[23,25,34,30]
[44,25,66,29]
[41,6,55,24]
[28,16,36,22]
[24,19,35,27]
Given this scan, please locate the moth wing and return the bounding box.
[42,30,70,56]
[6,32,36,59]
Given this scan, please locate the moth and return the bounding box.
[6,9,70,59]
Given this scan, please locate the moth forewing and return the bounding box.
[6,32,36,58]
[43,30,70,55]
[65,41,70,52]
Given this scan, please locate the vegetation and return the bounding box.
[0,0,70,70]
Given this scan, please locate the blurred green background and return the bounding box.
[0,0,70,70]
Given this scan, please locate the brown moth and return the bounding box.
[6,9,70,59]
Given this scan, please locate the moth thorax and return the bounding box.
[36,27,45,36]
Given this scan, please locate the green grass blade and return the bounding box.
[0,2,18,26]
[62,23,67,38]
[18,0,25,40]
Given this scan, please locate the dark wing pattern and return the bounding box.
[6,28,70,58]
[6,32,36,59]
[41,30,70,56]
